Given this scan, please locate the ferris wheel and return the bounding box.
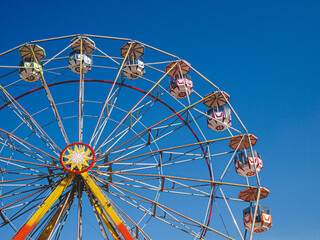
[0,34,272,240]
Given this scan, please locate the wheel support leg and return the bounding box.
[37,187,75,240]
[81,172,134,240]
[91,196,120,239]
[11,175,74,240]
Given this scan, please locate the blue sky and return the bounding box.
[0,0,319,239]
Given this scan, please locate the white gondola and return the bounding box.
[18,44,45,82]
[19,60,43,82]
[122,57,145,79]
[166,60,193,98]
[206,106,231,131]
[69,50,93,74]
[243,205,272,233]
[121,42,145,79]
[234,149,263,177]
[169,74,193,98]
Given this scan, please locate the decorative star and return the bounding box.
[63,145,92,171]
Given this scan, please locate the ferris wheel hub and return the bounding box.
[60,142,95,174]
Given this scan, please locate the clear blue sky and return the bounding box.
[0,0,319,239]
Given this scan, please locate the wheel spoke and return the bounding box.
[95,62,178,154]
[29,46,70,146]
[89,43,133,148]
[0,128,59,162]
[0,88,61,156]
[97,135,239,167]
[106,180,234,240]
[98,91,218,160]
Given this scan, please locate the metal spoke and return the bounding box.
[95,171,252,189]
[78,38,84,143]
[0,128,59,162]
[219,188,244,240]
[0,88,61,156]
[98,91,219,160]
[106,187,201,238]
[105,180,234,240]
[95,62,178,154]
[29,46,70,146]
[89,43,133,148]
[97,135,239,167]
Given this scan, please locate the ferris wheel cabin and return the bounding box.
[243,205,272,233]
[123,56,145,79]
[120,42,145,79]
[234,149,263,177]
[166,60,193,98]
[206,106,232,132]
[69,50,93,74]
[19,60,43,82]
[68,36,95,74]
[18,44,45,82]
[202,91,232,132]
[169,74,193,98]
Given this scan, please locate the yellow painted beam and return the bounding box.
[37,190,74,240]
[11,175,74,240]
[91,197,119,239]
[81,172,134,240]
